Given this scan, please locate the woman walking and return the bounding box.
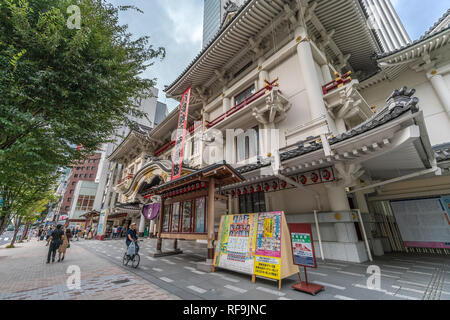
[57,228,72,262]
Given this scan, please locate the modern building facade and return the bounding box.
[203,0,221,47]
[109,2,449,266]
[361,0,411,52]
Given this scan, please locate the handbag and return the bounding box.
[67,243,71,249]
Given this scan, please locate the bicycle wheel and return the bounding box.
[122,252,129,266]
[131,253,140,268]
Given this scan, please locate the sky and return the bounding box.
[107,0,449,112]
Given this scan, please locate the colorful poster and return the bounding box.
[214,214,257,275]
[171,86,191,180]
[97,210,108,237]
[254,212,282,280]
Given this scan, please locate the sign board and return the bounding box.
[97,210,108,237]
[214,211,298,288]
[171,86,191,180]
[288,223,317,268]
[391,198,450,249]
[214,214,258,275]
[254,212,282,280]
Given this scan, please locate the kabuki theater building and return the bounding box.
[108,1,450,266]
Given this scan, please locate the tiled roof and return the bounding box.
[433,142,450,162]
[236,86,421,174]
[421,9,450,39]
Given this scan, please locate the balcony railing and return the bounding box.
[322,71,352,95]
[206,79,279,129]
[154,121,202,157]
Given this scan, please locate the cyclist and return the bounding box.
[126,223,139,256]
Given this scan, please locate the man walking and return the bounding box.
[46,225,64,263]
[74,227,79,241]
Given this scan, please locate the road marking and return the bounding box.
[325,262,348,267]
[407,270,432,276]
[392,285,424,294]
[381,264,409,270]
[413,265,436,270]
[392,294,419,300]
[397,280,427,287]
[380,273,400,279]
[313,281,346,290]
[224,285,248,293]
[392,259,414,264]
[140,266,148,270]
[337,271,364,277]
[160,277,174,283]
[278,297,292,300]
[219,276,240,283]
[145,256,156,261]
[187,285,207,294]
[320,265,342,270]
[185,250,193,253]
[381,269,403,275]
[256,287,286,296]
[184,266,195,271]
[160,258,176,265]
[191,270,206,275]
[308,271,328,277]
[152,268,163,272]
[334,295,356,300]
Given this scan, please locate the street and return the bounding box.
[2,237,448,300]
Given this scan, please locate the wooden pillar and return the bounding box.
[156,201,164,253]
[207,177,216,260]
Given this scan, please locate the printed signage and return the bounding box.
[254,212,282,280]
[288,223,317,268]
[171,86,191,180]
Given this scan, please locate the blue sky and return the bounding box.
[107,0,449,111]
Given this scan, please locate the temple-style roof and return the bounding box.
[236,86,425,174]
[165,0,381,100]
[433,143,450,163]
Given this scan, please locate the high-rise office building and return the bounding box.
[361,0,411,52]
[203,0,221,47]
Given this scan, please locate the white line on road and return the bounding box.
[381,269,404,275]
[160,258,176,265]
[184,266,195,271]
[152,268,163,272]
[308,271,328,277]
[140,266,148,270]
[146,256,156,261]
[407,270,432,276]
[353,284,392,294]
[187,285,207,294]
[392,285,424,294]
[219,276,240,283]
[413,265,436,270]
[334,295,356,300]
[325,262,348,267]
[397,280,427,287]
[159,277,174,283]
[278,297,292,300]
[381,264,409,270]
[191,270,206,275]
[380,273,400,279]
[256,287,286,297]
[320,266,342,270]
[313,281,345,290]
[337,271,364,277]
[224,285,247,293]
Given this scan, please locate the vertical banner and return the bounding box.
[289,223,317,268]
[171,86,192,180]
[254,211,282,280]
[97,209,108,238]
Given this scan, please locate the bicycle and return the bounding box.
[122,243,140,268]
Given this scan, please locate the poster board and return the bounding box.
[213,211,298,285]
[288,223,317,268]
[390,198,450,249]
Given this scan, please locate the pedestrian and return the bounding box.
[45,226,54,241]
[74,227,79,241]
[37,228,42,241]
[57,228,72,262]
[46,225,64,264]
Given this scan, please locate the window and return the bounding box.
[90,174,93,178]
[84,174,88,178]
[239,192,266,214]
[93,159,97,163]
[236,126,259,162]
[67,198,72,202]
[234,84,256,106]
[65,206,70,211]
[162,205,171,232]
[171,202,180,233]
[76,167,80,170]
[195,197,206,233]
[75,195,95,211]
[182,201,192,233]
[91,166,95,170]
[74,174,78,178]
[69,190,74,194]
[72,182,76,186]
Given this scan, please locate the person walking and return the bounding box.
[74,227,79,241]
[46,225,64,263]
[57,228,72,262]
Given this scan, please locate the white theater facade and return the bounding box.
[110,1,450,264]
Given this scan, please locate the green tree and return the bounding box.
[0,0,165,157]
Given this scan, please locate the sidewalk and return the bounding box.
[0,239,179,300]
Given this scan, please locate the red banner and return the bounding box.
[171,86,191,180]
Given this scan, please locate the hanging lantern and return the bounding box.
[257,185,262,192]
[272,181,278,190]
[231,190,236,197]
[281,180,287,189]
[264,183,270,192]
[311,173,319,183]
[321,169,332,181]
[299,175,307,185]
[237,189,241,196]
[250,186,254,194]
